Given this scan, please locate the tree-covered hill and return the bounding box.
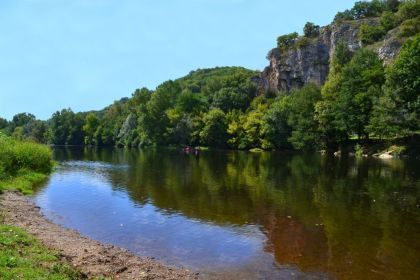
[1,0,419,154]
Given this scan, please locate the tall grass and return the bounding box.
[0,134,53,194]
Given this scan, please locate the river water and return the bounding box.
[33,147,420,279]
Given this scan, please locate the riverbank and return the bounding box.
[0,191,198,280]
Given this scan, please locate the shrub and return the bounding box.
[303,22,320,37]
[396,0,420,22]
[334,0,388,22]
[277,32,298,51]
[295,37,311,48]
[380,11,398,31]
[358,23,386,45]
[0,134,53,177]
[352,0,384,19]
[399,16,420,37]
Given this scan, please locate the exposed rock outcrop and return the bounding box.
[257,18,402,94]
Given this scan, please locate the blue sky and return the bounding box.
[0,0,358,120]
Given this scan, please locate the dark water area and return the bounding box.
[33,147,420,279]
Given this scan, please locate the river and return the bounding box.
[33,147,420,279]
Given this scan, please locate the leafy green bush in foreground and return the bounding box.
[0,134,53,194]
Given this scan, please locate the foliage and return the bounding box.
[261,96,292,149]
[369,34,420,137]
[358,23,386,45]
[317,48,385,145]
[0,135,53,176]
[0,3,418,152]
[396,0,420,22]
[83,113,100,145]
[399,16,420,37]
[334,0,402,22]
[175,90,206,114]
[303,22,320,37]
[286,84,322,150]
[227,101,268,150]
[49,109,84,145]
[9,113,36,132]
[0,118,8,130]
[0,134,52,194]
[380,11,398,31]
[295,37,311,48]
[199,109,228,147]
[331,41,353,73]
[277,32,298,50]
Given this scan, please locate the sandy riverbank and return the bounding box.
[0,191,199,280]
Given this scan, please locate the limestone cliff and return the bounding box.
[257,18,403,94]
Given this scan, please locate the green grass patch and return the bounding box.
[0,170,48,195]
[0,224,84,280]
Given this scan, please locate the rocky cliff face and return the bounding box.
[257,18,401,94]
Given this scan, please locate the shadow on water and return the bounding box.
[34,147,420,280]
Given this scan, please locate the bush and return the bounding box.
[334,0,388,22]
[277,32,298,50]
[380,11,398,31]
[396,0,420,22]
[303,22,320,37]
[0,134,53,177]
[399,16,420,37]
[358,23,386,45]
[352,0,384,19]
[295,37,311,48]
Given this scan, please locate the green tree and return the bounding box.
[12,126,24,141]
[0,117,9,131]
[277,32,298,50]
[303,22,320,37]
[261,96,292,149]
[396,0,420,22]
[351,0,385,19]
[176,90,206,114]
[83,113,100,145]
[335,49,385,139]
[129,87,151,109]
[24,120,48,143]
[227,104,268,149]
[49,109,84,145]
[380,11,397,31]
[9,113,35,132]
[399,16,420,37]
[138,81,182,145]
[199,108,228,147]
[287,84,322,150]
[369,34,420,137]
[331,41,353,73]
[316,42,353,147]
[384,0,401,12]
[358,23,386,45]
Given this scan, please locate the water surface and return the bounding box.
[34,148,420,279]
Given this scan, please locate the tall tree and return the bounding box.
[369,34,420,137]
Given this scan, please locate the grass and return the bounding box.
[0,170,49,195]
[0,224,84,280]
[0,134,89,279]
